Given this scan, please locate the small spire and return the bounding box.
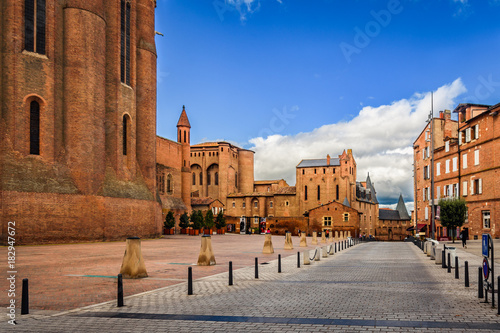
[177,105,191,128]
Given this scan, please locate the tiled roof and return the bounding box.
[297,158,340,168]
[176,106,191,128]
[275,186,296,195]
[191,197,217,206]
[162,197,188,210]
[379,209,401,221]
[254,180,280,185]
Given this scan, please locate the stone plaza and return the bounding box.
[1,235,500,332]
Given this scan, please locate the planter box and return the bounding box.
[180,228,187,235]
[216,229,225,235]
[163,228,174,235]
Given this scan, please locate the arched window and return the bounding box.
[29,101,40,155]
[192,172,196,185]
[120,0,131,85]
[122,115,129,155]
[199,172,203,185]
[207,172,211,185]
[25,0,46,54]
[167,174,173,194]
[215,172,219,185]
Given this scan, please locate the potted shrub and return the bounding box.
[204,210,215,235]
[215,211,226,234]
[163,211,175,235]
[179,212,189,234]
[191,210,203,236]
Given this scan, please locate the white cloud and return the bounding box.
[249,78,467,206]
[225,0,283,22]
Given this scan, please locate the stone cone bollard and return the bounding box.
[300,233,307,247]
[314,247,321,261]
[348,231,352,238]
[328,244,334,255]
[263,234,274,254]
[335,231,339,241]
[197,235,216,266]
[322,246,328,258]
[303,250,310,265]
[120,237,148,279]
[284,232,294,250]
[321,233,326,244]
[312,231,318,245]
[328,233,332,242]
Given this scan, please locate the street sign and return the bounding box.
[482,234,489,257]
[483,257,490,280]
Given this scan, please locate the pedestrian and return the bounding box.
[460,228,467,248]
[266,228,271,234]
[325,229,329,238]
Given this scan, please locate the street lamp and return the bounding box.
[426,93,435,239]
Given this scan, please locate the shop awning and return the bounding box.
[417,223,427,231]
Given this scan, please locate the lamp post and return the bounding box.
[427,93,435,239]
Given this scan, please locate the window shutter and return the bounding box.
[455,183,459,197]
[466,128,471,142]
[463,154,467,169]
[474,124,479,139]
[436,186,440,199]
[427,188,430,201]
[36,0,46,54]
[474,150,479,165]
[436,162,440,176]
[425,207,428,220]
[458,132,462,145]
[463,181,467,196]
[470,180,474,195]
[478,179,482,194]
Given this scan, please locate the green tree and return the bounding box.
[190,210,204,230]
[204,210,215,230]
[215,211,226,230]
[438,198,467,243]
[164,211,175,229]
[179,212,190,229]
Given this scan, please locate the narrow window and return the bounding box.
[270,201,273,208]
[483,211,490,228]
[215,172,218,185]
[304,186,308,201]
[232,201,235,208]
[122,115,128,155]
[192,172,196,185]
[207,172,211,185]
[302,169,304,175]
[317,185,320,200]
[30,101,40,155]
[120,0,131,85]
[184,130,186,143]
[167,174,172,193]
[25,0,46,54]
[199,172,203,185]
[254,201,258,208]
[333,168,336,174]
[235,172,238,188]
[336,185,339,200]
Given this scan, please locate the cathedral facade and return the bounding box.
[1,0,162,244]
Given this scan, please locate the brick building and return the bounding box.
[413,104,499,240]
[377,194,411,241]
[1,0,162,244]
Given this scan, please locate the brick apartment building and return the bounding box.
[413,104,499,240]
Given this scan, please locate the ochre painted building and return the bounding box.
[1,0,162,244]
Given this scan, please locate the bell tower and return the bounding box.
[177,106,192,210]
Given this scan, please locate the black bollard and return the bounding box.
[229,261,233,286]
[498,276,500,315]
[278,254,282,273]
[188,267,193,295]
[335,243,337,253]
[478,267,484,298]
[21,278,29,315]
[297,252,300,268]
[117,274,124,307]
[447,253,451,273]
[465,261,469,287]
[455,257,459,279]
[442,250,446,269]
[255,257,259,279]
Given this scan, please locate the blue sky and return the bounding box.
[154,0,500,209]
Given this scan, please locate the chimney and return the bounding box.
[439,111,444,119]
[326,154,331,165]
[444,109,451,120]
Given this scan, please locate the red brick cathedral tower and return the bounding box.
[0,0,161,244]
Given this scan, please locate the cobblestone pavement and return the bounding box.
[3,241,499,332]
